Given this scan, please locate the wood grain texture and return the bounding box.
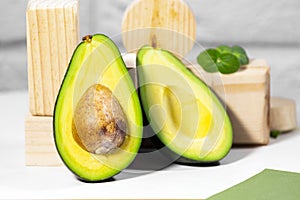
[26,0,79,116]
[270,97,297,132]
[25,115,63,166]
[122,0,196,57]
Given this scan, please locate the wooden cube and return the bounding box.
[188,59,270,145]
[26,0,79,116]
[25,115,61,166]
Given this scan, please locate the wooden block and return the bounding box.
[270,97,297,132]
[25,115,62,166]
[26,0,79,116]
[188,59,270,145]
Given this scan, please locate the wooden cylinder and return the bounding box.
[270,97,297,132]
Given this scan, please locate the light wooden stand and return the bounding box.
[25,115,61,166]
[270,97,297,132]
[199,59,270,145]
[25,0,79,166]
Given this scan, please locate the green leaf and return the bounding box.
[197,45,250,74]
[234,53,249,65]
[216,53,241,74]
[231,46,249,65]
[216,45,232,54]
[270,130,281,138]
[197,49,220,73]
[232,45,247,54]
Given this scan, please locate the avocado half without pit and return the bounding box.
[54,34,143,182]
[137,46,233,163]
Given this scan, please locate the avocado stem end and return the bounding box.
[82,35,93,43]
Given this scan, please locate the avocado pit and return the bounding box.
[73,84,127,155]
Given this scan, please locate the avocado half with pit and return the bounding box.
[54,34,143,181]
[137,46,232,163]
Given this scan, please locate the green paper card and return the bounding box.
[207,169,300,200]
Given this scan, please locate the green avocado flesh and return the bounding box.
[137,46,232,162]
[54,34,143,181]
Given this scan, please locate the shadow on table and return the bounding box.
[114,148,175,181]
[220,147,255,165]
[114,126,262,181]
[115,144,256,182]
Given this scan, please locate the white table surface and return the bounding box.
[0,91,299,199]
